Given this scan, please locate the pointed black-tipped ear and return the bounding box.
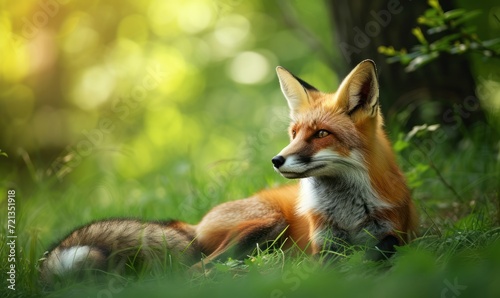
[337,59,379,120]
[276,66,318,118]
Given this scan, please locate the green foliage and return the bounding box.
[378,0,500,71]
[394,124,443,190]
[1,0,499,297]
[1,125,499,297]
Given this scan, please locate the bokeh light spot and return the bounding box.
[214,14,250,49]
[177,1,213,34]
[72,66,116,110]
[228,51,269,85]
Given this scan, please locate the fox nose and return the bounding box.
[272,155,286,168]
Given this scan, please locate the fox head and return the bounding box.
[272,60,383,179]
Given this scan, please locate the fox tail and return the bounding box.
[39,218,198,285]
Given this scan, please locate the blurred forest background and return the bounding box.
[1,0,500,297]
[1,0,499,193]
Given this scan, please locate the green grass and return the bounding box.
[1,124,499,298]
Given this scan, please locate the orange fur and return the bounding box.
[271,60,418,253]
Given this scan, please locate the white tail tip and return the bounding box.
[49,246,92,276]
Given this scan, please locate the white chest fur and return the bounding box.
[297,158,392,244]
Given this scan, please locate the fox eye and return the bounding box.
[291,130,297,139]
[315,130,330,138]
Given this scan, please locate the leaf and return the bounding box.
[412,27,428,45]
[399,54,414,65]
[449,43,468,54]
[427,25,448,35]
[405,163,430,189]
[385,50,424,66]
[427,0,443,14]
[482,38,500,48]
[452,10,482,27]
[405,125,427,141]
[424,8,440,18]
[443,9,466,21]
[377,46,396,56]
[418,15,442,27]
[405,52,439,72]
[432,33,461,45]
[0,149,8,157]
[427,124,440,131]
[405,124,440,141]
[429,33,461,51]
[386,56,402,64]
[394,138,409,152]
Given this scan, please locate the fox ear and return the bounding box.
[338,59,379,120]
[276,66,317,118]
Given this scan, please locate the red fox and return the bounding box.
[40,60,418,284]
